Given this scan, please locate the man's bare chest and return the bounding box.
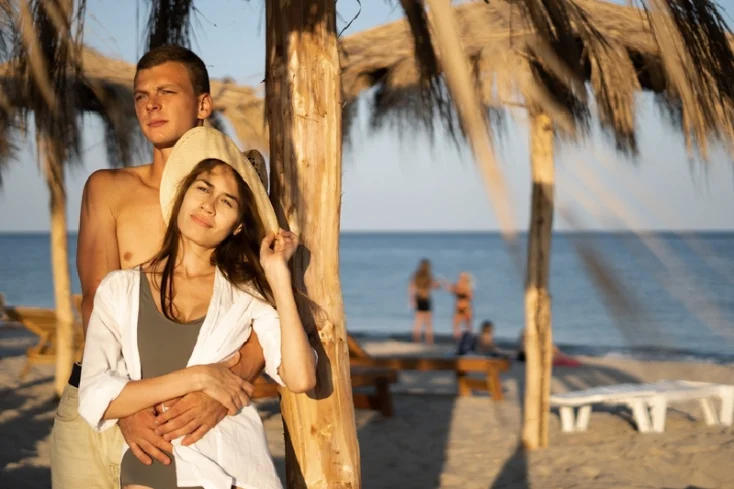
[116,196,166,269]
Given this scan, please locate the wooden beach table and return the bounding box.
[252,366,399,417]
[346,334,511,400]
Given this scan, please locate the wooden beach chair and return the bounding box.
[550,380,734,433]
[346,334,511,400]
[251,366,399,417]
[5,294,85,379]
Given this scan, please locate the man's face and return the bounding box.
[134,61,212,149]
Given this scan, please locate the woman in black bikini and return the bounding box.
[443,272,474,339]
[408,259,440,344]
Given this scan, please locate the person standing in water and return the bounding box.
[408,259,441,344]
[443,272,474,339]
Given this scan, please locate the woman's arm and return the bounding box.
[259,231,317,393]
[105,353,250,419]
[78,274,135,431]
[269,276,317,393]
[102,369,200,420]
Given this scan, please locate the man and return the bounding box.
[51,45,266,489]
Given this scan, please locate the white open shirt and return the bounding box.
[78,267,291,489]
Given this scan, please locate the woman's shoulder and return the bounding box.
[229,284,277,319]
[229,281,266,303]
[97,268,139,294]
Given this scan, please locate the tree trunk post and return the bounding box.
[521,112,555,450]
[41,136,75,398]
[265,1,361,488]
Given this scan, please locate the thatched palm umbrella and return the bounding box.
[341,0,734,150]
[337,0,734,450]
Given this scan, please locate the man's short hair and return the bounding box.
[135,45,210,95]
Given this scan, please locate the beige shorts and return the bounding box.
[51,383,124,489]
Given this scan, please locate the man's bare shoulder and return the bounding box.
[85,165,152,193]
[83,165,154,206]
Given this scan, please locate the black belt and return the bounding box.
[68,362,82,388]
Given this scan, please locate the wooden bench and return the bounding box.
[347,334,510,400]
[5,305,85,379]
[251,365,399,417]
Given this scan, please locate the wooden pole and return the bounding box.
[521,112,555,450]
[41,136,74,397]
[265,1,360,488]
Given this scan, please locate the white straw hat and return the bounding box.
[159,126,278,234]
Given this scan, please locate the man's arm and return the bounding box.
[231,332,266,382]
[77,170,121,335]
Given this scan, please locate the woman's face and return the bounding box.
[177,164,243,248]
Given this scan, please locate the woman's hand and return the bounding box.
[190,353,253,415]
[260,229,299,283]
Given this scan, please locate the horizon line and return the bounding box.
[1,228,733,235]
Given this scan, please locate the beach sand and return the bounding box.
[1,333,733,489]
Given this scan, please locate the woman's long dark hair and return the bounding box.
[147,158,275,322]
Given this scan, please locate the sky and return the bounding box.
[0,0,733,233]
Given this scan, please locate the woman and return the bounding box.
[78,127,317,489]
[408,259,440,344]
[443,272,474,339]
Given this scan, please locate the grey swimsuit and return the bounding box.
[119,270,205,489]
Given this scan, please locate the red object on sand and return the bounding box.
[553,356,582,367]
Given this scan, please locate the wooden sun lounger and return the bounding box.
[346,334,510,400]
[251,366,399,417]
[4,294,85,379]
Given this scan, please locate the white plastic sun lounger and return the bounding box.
[550,380,734,433]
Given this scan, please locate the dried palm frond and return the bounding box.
[13,0,86,171]
[144,0,195,50]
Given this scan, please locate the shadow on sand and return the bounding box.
[487,361,643,489]
[0,368,56,487]
[1,346,653,489]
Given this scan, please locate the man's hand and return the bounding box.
[155,335,263,446]
[118,408,173,465]
[154,389,250,446]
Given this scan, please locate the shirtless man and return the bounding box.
[50,45,266,489]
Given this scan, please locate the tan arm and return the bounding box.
[77,170,121,335]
